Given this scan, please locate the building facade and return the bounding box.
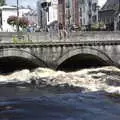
[99,0,120,31]
[65,0,79,26]
[38,0,98,30]
[0,5,17,32]
[58,0,65,26]
[37,0,47,28]
[61,0,98,30]
[39,0,58,27]
[78,0,98,29]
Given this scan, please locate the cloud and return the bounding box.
[20,0,37,8]
[6,0,37,8]
[98,0,107,7]
[7,0,107,9]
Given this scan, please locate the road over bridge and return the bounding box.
[0,31,120,73]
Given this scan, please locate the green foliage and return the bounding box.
[91,23,99,29]
[91,22,106,30]
[12,36,33,44]
[12,36,17,43]
[99,22,105,29]
[7,16,29,31]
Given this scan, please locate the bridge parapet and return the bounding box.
[70,31,120,41]
[0,31,120,43]
[0,32,120,71]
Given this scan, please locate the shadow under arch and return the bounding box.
[0,48,48,73]
[56,47,114,71]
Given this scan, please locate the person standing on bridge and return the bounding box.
[49,25,53,39]
[58,23,63,40]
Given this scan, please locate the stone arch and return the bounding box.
[0,48,48,67]
[56,47,114,69]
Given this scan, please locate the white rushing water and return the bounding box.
[0,66,120,94]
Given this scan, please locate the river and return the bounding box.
[0,66,120,120]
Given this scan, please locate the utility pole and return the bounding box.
[40,10,43,28]
[119,0,120,11]
[17,0,19,32]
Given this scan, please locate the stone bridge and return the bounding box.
[0,31,120,72]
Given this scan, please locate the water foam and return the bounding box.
[0,66,120,94]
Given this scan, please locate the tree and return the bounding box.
[19,17,29,28]
[7,16,17,26]
[7,16,29,31]
[0,0,5,6]
[91,22,106,31]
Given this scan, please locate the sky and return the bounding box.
[6,0,107,9]
[6,0,37,8]
[98,0,107,7]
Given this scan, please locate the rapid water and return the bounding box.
[0,66,120,120]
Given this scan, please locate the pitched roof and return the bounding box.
[101,0,120,11]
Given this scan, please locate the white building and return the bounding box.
[0,5,17,32]
[40,0,58,26]
[47,0,58,25]
[0,5,31,32]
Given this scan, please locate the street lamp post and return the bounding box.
[40,10,43,28]
[47,0,51,22]
[17,0,19,32]
[118,0,120,30]
[41,0,51,22]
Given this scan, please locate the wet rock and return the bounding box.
[106,93,120,103]
[0,106,14,112]
[106,76,120,86]
[31,79,36,86]
[92,75,101,79]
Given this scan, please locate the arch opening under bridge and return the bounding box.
[0,48,47,74]
[57,47,114,71]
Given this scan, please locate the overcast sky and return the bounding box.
[6,0,107,8]
[99,0,107,7]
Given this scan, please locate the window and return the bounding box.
[66,0,70,8]
[88,1,91,7]
[92,3,97,12]
[80,8,82,17]
[80,18,82,25]
[83,18,85,24]
[92,15,97,23]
